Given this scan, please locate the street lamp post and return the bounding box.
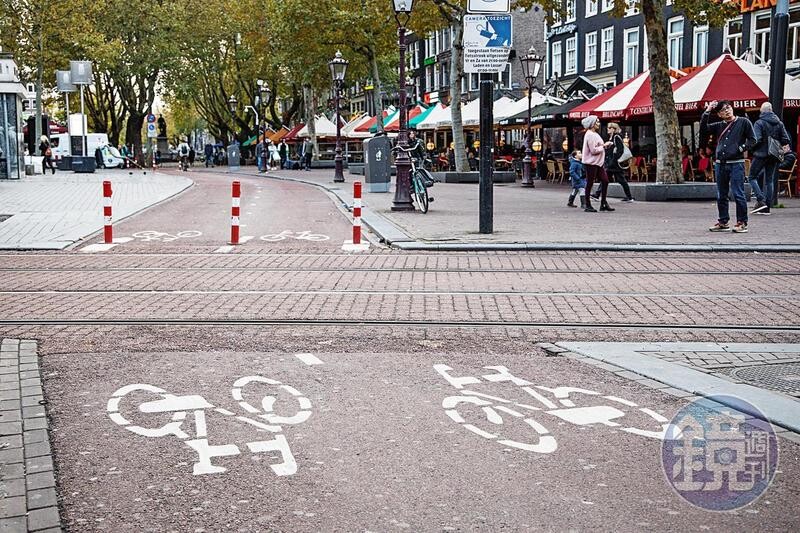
[227,95,238,145]
[518,47,543,187]
[391,0,415,211]
[329,50,349,183]
[257,79,271,142]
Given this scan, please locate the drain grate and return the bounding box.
[0,215,10,223]
[728,363,800,397]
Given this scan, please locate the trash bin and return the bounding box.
[227,144,240,170]
[57,156,72,171]
[363,136,391,193]
[24,164,34,176]
[71,156,96,173]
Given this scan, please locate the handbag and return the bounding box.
[768,137,785,162]
[618,144,633,164]
[44,147,52,157]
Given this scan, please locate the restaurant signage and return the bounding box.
[740,0,797,12]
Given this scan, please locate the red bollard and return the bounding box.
[352,181,362,245]
[103,181,113,244]
[230,181,241,245]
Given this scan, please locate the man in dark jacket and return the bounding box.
[204,143,214,168]
[700,100,756,233]
[748,102,791,215]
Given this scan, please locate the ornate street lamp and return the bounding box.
[329,50,349,183]
[518,46,543,187]
[227,95,238,113]
[391,0,415,211]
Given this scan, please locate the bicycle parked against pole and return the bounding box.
[392,145,436,213]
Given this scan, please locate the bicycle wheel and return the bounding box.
[413,172,429,213]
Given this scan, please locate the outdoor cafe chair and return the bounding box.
[778,159,797,198]
[555,160,566,184]
[545,160,556,182]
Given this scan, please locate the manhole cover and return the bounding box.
[0,215,11,223]
[729,363,800,397]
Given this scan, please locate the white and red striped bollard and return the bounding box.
[352,181,362,245]
[103,181,113,244]
[230,181,241,245]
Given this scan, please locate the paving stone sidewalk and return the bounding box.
[232,167,800,248]
[0,339,61,532]
[0,170,191,250]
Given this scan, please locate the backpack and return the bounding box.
[180,145,189,156]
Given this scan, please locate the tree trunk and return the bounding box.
[303,84,318,159]
[127,112,144,164]
[35,28,43,155]
[642,0,683,184]
[369,44,385,134]
[449,18,468,173]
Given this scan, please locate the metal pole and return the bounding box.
[479,78,493,234]
[521,87,534,186]
[334,81,344,182]
[80,84,86,157]
[65,93,72,157]
[391,24,414,211]
[769,0,789,121]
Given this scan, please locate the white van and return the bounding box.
[49,133,121,166]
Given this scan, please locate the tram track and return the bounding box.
[1,317,799,332]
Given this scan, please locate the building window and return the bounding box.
[442,27,451,50]
[625,0,639,16]
[724,18,743,57]
[601,26,614,68]
[439,61,450,88]
[667,17,684,70]
[427,65,436,90]
[753,13,771,63]
[566,0,576,22]
[693,26,708,66]
[643,31,649,69]
[586,0,598,18]
[470,73,480,91]
[602,0,613,13]
[551,41,562,78]
[490,64,512,89]
[585,32,597,72]
[565,36,577,75]
[623,28,639,80]
[789,9,800,63]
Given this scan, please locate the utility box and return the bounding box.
[227,144,240,169]
[363,136,391,193]
[71,156,96,173]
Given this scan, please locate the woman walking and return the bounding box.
[604,122,633,202]
[39,136,55,175]
[581,116,613,212]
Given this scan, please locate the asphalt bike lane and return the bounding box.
[79,169,353,252]
[43,348,799,531]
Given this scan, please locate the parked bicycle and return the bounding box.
[392,145,436,213]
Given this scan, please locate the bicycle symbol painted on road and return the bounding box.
[435,364,671,454]
[131,230,203,242]
[107,376,311,476]
[259,230,329,242]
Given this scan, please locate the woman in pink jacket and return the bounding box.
[581,115,614,212]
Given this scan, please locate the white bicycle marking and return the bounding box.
[107,375,312,476]
[436,364,672,454]
[259,230,330,242]
[131,230,203,242]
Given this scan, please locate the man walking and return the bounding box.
[301,138,313,171]
[278,139,288,169]
[204,143,214,168]
[700,100,756,233]
[748,102,791,215]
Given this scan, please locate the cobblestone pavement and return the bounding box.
[1,169,799,531]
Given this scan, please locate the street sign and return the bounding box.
[147,123,157,138]
[146,114,156,123]
[463,14,513,74]
[467,0,511,13]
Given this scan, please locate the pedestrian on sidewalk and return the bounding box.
[256,139,266,172]
[204,143,214,168]
[581,115,613,212]
[701,100,756,233]
[188,146,196,168]
[591,122,633,202]
[39,136,55,175]
[267,139,280,170]
[278,139,288,169]
[748,102,791,216]
[567,150,586,208]
[301,138,313,171]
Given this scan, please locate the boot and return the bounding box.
[567,193,577,207]
[580,196,586,208]
[600,201,615,212]
[584,197,597,212]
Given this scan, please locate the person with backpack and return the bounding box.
[748,102,791,216]
[39,136,55,174]
[177,139,190,171]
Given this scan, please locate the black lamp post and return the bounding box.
[227,95,238,144]
[329,50,349,183]
[518,46,543,187]
[391,0,415,211]
[257,79,271,138]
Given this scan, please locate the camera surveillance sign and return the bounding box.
[463,15,513,74]
[467,0,511,13]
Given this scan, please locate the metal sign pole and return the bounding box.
[80,84,86,157]
[65,93,71,157]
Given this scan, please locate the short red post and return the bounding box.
[352,180,362,245]
[103,181,113,244]
[230,181,241,245]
